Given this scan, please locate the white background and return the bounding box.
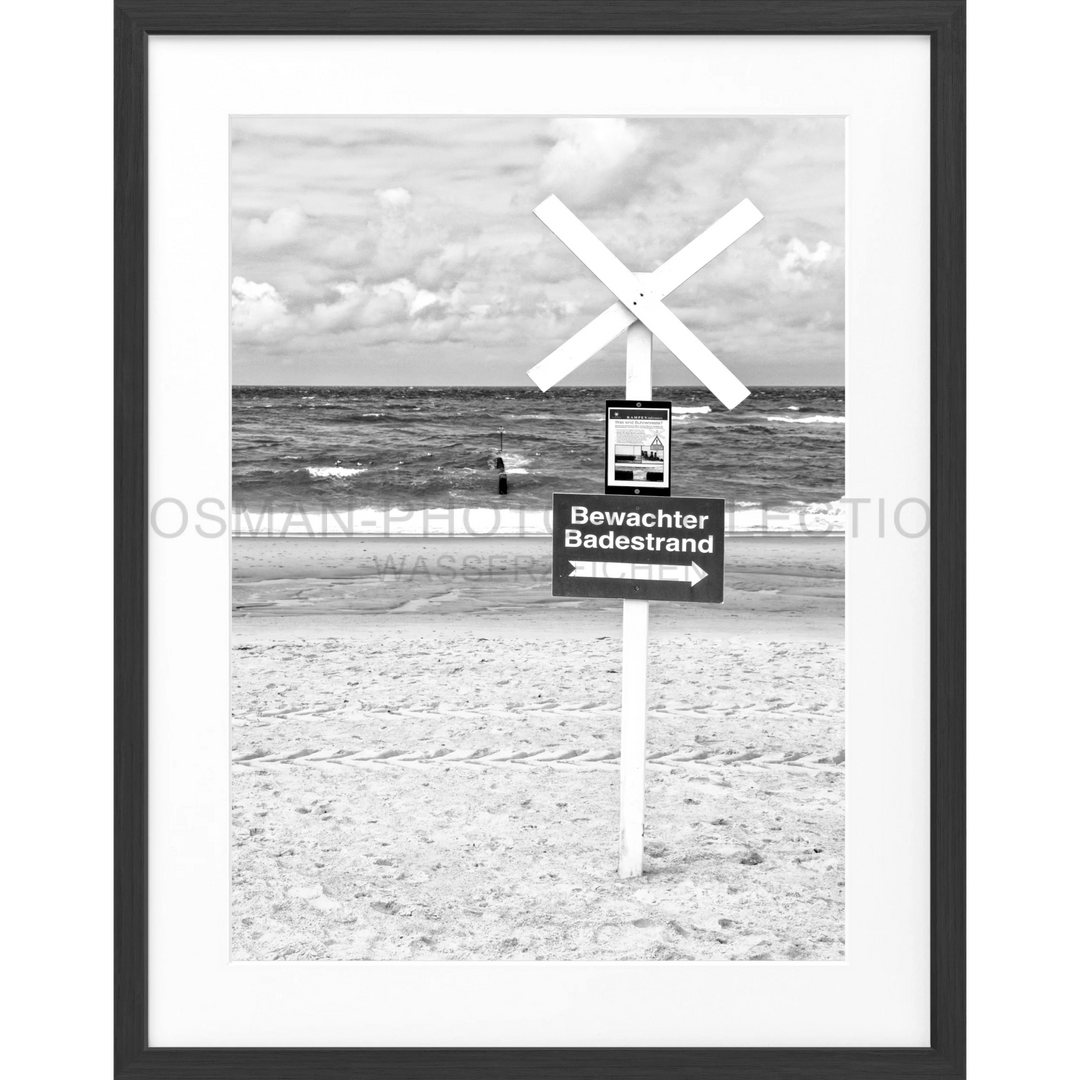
[149,32,929,1049]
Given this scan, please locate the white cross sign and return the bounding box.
[527,193,763,877]
[527,195,763,408]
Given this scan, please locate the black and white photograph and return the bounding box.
[229,115,846,962]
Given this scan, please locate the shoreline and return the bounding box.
[233,532,843,642]
[229,501,847,540]
[231,531,846,542]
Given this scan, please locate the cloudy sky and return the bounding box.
[231,116,844,386]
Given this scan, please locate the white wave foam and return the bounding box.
[765,415,845,424]
[672,405,712,414]
[304,466,367,479]
[727,501,846,533]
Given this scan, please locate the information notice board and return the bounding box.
[605,400,671,496]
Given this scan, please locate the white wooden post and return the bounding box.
[527,195,764,876]
[619,316,652,878]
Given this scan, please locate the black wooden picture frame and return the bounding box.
[115,2,965,1076]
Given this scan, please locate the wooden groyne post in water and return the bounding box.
[496,428,508,495]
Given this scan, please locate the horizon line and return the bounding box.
[230,382,846,389]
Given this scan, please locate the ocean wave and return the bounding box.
[233,388,846,517]
[727,500,847,533]
[304,466,368,479]
[765,415,845,424]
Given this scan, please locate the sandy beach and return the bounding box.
[232,533,844,961]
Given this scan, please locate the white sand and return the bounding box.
[232,534,844,961]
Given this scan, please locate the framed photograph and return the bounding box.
[116,1,964,1077]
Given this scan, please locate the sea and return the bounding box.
[232,386,844,535]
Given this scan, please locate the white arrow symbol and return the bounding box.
[569,560,708,587]
[528,195,762,408]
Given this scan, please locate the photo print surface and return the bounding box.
[230,116,846,961]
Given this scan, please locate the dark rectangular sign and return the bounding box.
[551,492,725,604]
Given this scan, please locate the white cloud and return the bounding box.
[238,207,306,250]
[230,277,291,339]
[414,241,471,290]
[372,277,418,304]
[371,278,462,318]
[409,289,442,316]
[375,187,412,210]
[305,282,365,333]
[778,239,838,288]
[539,118,645,208]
